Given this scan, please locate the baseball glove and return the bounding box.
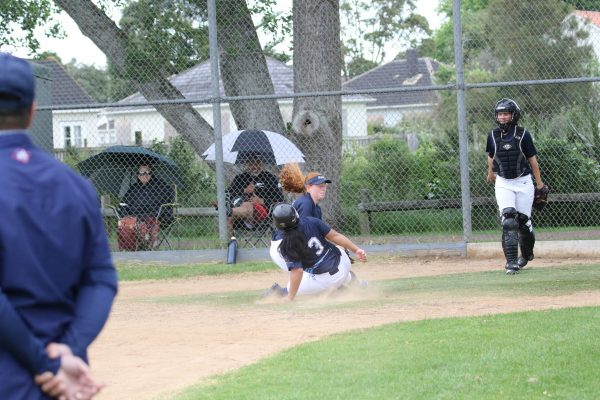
[533,184,549,211]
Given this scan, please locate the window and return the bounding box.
[98,119,116,145]
[63,126,71,148]
[73,126,82,147]
[63,124,83,148]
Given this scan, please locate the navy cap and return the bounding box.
[306,175,332,185]
[0,53,35,111]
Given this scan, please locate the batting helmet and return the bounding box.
[495,98,521,130]
[272,203,299,231]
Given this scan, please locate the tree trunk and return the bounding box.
[216,0,286,134]
[292,0,343,225]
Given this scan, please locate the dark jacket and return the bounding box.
[122,177,174,222]
[0,132,117,398]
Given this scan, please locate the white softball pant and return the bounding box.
[494,174,535,218]
[288,250,353,296]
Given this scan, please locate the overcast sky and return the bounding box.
[7,1,444,69]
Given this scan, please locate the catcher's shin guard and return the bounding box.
[517,213,535,267]
[501,208,519,271]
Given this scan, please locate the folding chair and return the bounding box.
[232,203,276,248]
[156,202,180,250]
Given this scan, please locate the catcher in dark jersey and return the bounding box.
[486,98,545,274]
[266,204,366,300]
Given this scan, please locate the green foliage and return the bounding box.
[339,119,600,235]
[484,0,595,119]
[340,0,431,79]
[61,146,92,171]
[562,0,600,11]
[248,0,292,62]
[536,138,600,193]
[150,137,216,207]
[344,56,378,79]
[0,0,62,53]
[64,60,111,103]
[120,0,209,79]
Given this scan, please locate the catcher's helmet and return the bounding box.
[272,204,299,231]
[495,98,521,130]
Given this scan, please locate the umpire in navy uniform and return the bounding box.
[486,98,545,275]
[0,53,118,399]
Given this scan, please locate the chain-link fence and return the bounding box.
[21,0,600,251]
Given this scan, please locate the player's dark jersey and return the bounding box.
[292,193,322,219]
[273,194,323,241]
[486,125,537,179]
[282,217,341,274]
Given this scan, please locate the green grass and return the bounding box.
[116,261,276,281]
[379,264,600,297]
[174,306,600,399]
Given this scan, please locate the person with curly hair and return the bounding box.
[270,163,332,271]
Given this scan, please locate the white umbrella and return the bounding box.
[202,129,305,165]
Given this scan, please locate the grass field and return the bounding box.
[176,307,600,399]
[98,258,600,400]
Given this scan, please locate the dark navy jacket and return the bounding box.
[292,192,322,220]
[0,132,118,398]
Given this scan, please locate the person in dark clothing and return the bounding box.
[119,164,175,250]
[486,98,545,275]
[122,164,174,220]
[0,53,117,399]
[226,156,283,234]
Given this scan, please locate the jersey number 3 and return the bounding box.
[307,237,324,255]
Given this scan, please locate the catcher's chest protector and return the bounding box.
[492,127,528,179]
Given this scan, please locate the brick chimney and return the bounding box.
[406,49,419,76]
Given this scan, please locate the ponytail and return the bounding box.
[279,226,316,268]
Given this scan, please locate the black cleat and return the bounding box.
[505,262,520,275]
[517,254,534,269]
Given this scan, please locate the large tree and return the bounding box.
[291,0,344,223]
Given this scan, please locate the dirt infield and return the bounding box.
[89,257,600,400]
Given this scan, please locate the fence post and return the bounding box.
[452,0,473,242]
[207,0,228,244]
[359,189,372,235]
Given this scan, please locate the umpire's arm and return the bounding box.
[58,193,118,361]
[0,288,61,375]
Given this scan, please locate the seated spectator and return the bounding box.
[118,164,174,250]
[226,155,284,235]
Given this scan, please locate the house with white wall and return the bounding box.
[105,57,372,147]
[34,59,104,151]
[342,49,441,128]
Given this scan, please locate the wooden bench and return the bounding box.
[357,189,600,235]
